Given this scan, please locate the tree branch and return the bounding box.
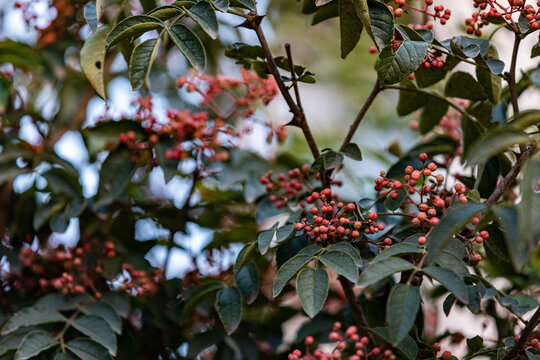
[251,18,320,159]
[502,305,540,360]
[485,145,538,206]
[339,81,381,151]
[338,276,375,343]
[285,43,304,114]
[508,33,521,117]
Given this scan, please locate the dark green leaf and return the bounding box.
[276,224,295,243]
[230,0,255,10]
[368,327,418,360]
[323,150,344,170]
[435,251,469,278]
[371,241,421,264]
[467,335,483,353]
[94,147,136,208]
[273,254,315,297]
[71,315,117,356]
[234,262,259,304]
[187,1,219,39]
[257,229,275,255]
[338,0,363,58]
[167,24,206,73]
[341,143,362,161]
[427,203,484,262]
[384,188,407,211]
[0,334,25,356]
[386,284,420,345]
[215,286,242,335]
[182,281,225,321]
[397,80,428,116]
[419,98,449,134]
[365,0,394,50]
[146,5,184,20]
[327,242,362,266]
[14,331,58,360]
[319,250,358,282]
[443,294,456,316]
[66,339,111,360]
[357,257,415,287]
[129,38,160,91]
[492,206,529,272]
[377,41,429,85]
[423,266,469,304]
[81,303,122,335]
[296,268,329,318]
[106,15,164,47]
[1,307,66,335]
[101,293,129,319]
[465,131,532,166]
[311,1,338,25]
[444,72,487,101]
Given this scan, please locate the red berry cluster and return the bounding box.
[294,189,386,244]
[260,165,311,209]
[288,322,395,360]
[391,0,451,25]
[467,0,540,36]
[422,51,446,70]
[524,3,540,30]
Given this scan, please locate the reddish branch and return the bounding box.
[502,306,540,360]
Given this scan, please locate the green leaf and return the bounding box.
[363,0,394,50]
[106,15,164,47]
[419,98,448,135]
[80,25,109,100]
[386,284,420,345]
[35,294,81,311]
[338,0,363,58]
[0,41,41,69]
[101,293,129,319]
[14,331,58,360]
[257,229,275,255]
[319,250,358,282]
[327,242,362,266]
[273,254,315,297]
[465,131,532,166]
[167,24,206,73]
[129,38,160,91]
[71,315,117,356]
[146,5,184,20]
[81,303,122,335]
[215,286,242,335]
[212,0,229,11]
[377,41,428,85]
[444,71,487,101]
[187,1,219,39]
[384,188,407,211]
[234,262,259,304]
[519,154,540,254]
[492,206,530,272]
[423,266,469,304]
[323,150,344,170]
[0,334,25,356]
[477,66,501,104]
[443,294,456,316]
[357,257,415,287]
[84,2,98,32]
[341,143,362,161]
[397,80,428,116]
[308,156,324,178]
[296,268,329,318]
[93,147,136,208]
[182,281,225,321]
[66,339,111,360]
[1,307,66,335]
[311,1,339,25]
[276,224,295,243]
[467,335,484,353]
[427,203,484,262]
[230,0,255,10]
[371,241,421,264]
[233,242,257,274]
[436,251,469,278]
[368,327,418,360]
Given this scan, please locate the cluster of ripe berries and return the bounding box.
[466,0,540,36]
[390,0,451,25]
[260,165,311,209]
[288,322,395,360]
[4,240,162,302]
[422,51,446,70]
[293,189,385,244]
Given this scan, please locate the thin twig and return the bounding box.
[502,306,540,360]
[508,33,521,117]
[340,81,381,151]
[485,145,538,206]
[285,43,304,113]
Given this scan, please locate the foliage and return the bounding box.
[0,0,539,359]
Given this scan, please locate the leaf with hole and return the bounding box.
[80,25,109,99]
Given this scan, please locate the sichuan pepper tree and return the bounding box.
[0,0,539,359]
